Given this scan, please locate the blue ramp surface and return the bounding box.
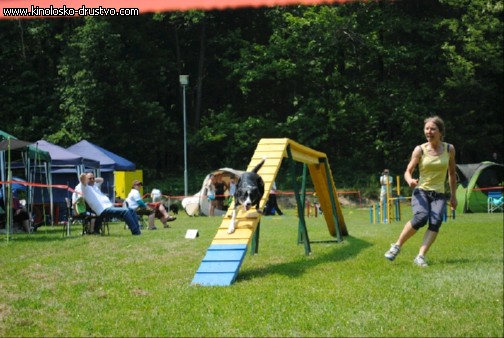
[192,244,247,286]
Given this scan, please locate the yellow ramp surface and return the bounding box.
[216,137,347,245]
[192,138,348,286]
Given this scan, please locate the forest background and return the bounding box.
[1,0,502,199]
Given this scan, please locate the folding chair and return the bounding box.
[64,197,97,236]
[123,201,148,230]
[487,191,503,213]
[97,216,110,236]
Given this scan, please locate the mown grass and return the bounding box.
[0,206,502,337]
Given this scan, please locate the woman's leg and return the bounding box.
[419,230,438,256]
[148,213,156,228]
[155,204,172,227]
[418,195,445,256]
[396,221,417,246]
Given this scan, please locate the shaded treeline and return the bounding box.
[0,0,502,194]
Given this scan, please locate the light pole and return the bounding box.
[179,75,189,197]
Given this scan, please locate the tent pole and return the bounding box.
[0,150,5,212]
[23,151,33,228]
[48,162,53,226]
[6,138,12,241]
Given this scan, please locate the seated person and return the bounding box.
[12,192,31,233]
[150,188,176,226]
[72,172,102,234]
[150,189,162,204]
[125,181,176,230]
[79,173,141,235]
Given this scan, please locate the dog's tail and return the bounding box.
[251,157,266,173]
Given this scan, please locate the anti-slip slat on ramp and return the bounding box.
[192,244,247,286]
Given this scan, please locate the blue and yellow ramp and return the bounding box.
[192,138,347,286]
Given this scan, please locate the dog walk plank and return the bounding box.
[192,273,237,286]
[218,219,257,230]
[203,250,246,261]
[211,239,250,245]
[197,261,241,273]
[222,212,260,219]
[208,244,247,250]
[214,230,254,242]
[192,244,248,286]
[215,227,255,236]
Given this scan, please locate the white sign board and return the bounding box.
[185,229,199,239]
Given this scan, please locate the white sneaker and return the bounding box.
[413,255,428,267]
[384,244,401,261]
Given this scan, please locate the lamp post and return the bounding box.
[179,75,189,197]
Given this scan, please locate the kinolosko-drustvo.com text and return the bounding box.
[3,5,140,17]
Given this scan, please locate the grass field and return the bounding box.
[1,206,502,337]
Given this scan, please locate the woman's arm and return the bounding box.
[447,144,458,209]
[404,146,422,189]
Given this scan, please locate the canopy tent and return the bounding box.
[30,140,100,219]
[67,140,136,201]
[0,130,51,163]
[456,161,504,213]
[67,140,116,172]
[0,132,52,239]
[1,131,51,196]
[68,140,135,171]
[0,138,32,239]
[1,0,354,19]
[35,140,99,169]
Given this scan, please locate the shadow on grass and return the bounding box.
[1,229,76,243]
[1,226,122,243]
[436,257,502,265]
[238,235,373,282]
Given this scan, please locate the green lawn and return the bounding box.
[1,206,502,337]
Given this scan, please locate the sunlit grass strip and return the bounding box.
[0,208,502,337]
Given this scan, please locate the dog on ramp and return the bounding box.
[228,158,266,234]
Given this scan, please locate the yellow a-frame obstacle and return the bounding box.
[192,138,348,286]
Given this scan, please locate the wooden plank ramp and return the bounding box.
[191,138,347,286]
[192,139,287,286]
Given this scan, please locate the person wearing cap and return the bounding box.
[79,173,141,235]
[380,169,393,205]
[125,180,175,229]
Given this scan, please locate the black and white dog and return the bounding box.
[228,158,266,234]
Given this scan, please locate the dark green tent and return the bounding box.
[456,162,504,213]
[1,130,52,239]
[0,130,51,162]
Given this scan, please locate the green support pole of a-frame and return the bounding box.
[297,164,308,245]
[251,221,260,255]
[287,146,311,256]
[322,157,342,242]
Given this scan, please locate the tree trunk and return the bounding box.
[194,21,206,129]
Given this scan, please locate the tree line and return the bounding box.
[0,0,502,195]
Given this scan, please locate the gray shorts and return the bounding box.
[410,189,447,232]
